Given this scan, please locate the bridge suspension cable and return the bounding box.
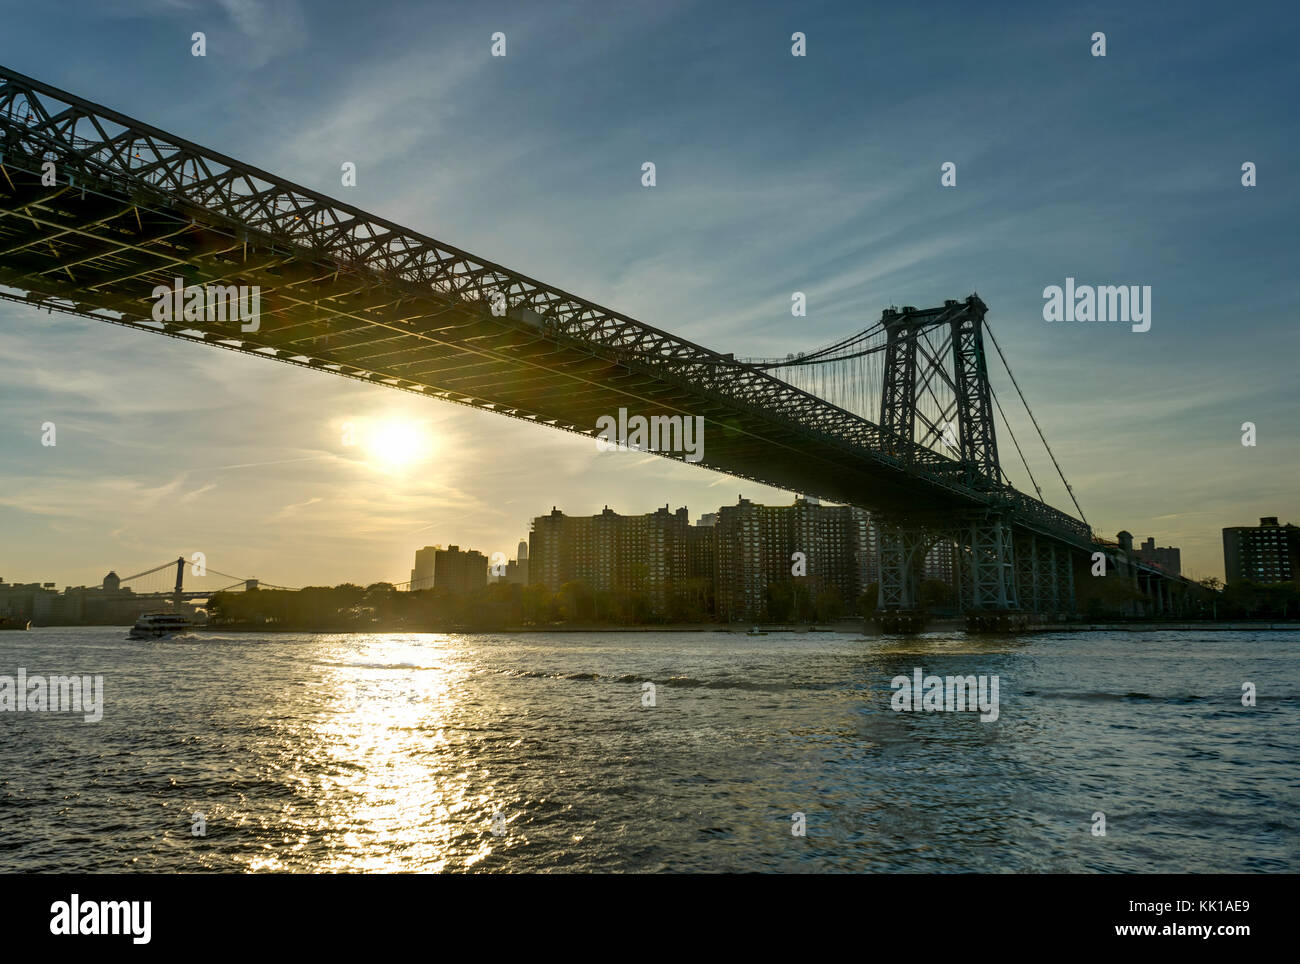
[117,559,297,593]
[728,309,1087,531]
[201,566,256,584]
[983,321,1088,525]
[203,566,299,591]
[739,321,886,368]
[117,559,181,582]
[737,322,890,422]
[989,383,1043,500]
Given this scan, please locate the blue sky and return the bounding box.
[1,0,1296,587]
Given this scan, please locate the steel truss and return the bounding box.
[880,296,1000,488]
[1009,532,1080,615]
[0,65,1009,508]
[0,64,1103,562]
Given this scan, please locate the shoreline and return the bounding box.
[20,621,1297,635]
[202,620,1300,634]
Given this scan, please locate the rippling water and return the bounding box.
[0,627,1296,872]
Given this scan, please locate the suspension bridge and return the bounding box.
[112,557,295,605]
[0,64,1201,627]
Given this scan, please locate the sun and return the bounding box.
[363,419,432,468]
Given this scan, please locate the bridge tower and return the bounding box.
[173,556,184,610]
[880,295,999,486]
[875,296,1019,620]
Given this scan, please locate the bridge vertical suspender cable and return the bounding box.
[983,321,1088,525]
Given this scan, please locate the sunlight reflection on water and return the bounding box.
[0,627,1296,872]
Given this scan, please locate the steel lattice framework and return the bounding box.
[0,64,1121,613]
[879,297,1000,488]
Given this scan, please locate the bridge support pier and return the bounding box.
[1060,547,1075,616]
[876,512,1023,629]
[876,523,930,617]
[1016,534,1037,613]
[953,514,1018,612]
[877,514,1082,629]
[1150,572,1174,616]
[1038,540,1059,612]
[1014,533,1079,618]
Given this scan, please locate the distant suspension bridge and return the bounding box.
[114,557,297,604]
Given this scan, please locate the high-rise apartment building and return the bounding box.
[433,545,488,593]
[1223,517,1299,584]
[713,496,871,621]
[409,545,440,590]
[528,499,871,622]
[528,505,712,614]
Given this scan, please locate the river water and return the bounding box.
[0,627,1295,872]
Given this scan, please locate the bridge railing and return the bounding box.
[1006,491,1094,543]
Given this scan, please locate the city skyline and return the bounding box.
[6,491,1277,597]
[2,0,1297,589]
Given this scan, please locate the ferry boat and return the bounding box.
[128,611,193,639]
[0,615,30,631]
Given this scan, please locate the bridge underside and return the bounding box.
[0,163,988,518]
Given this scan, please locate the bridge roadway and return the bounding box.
[0,64,1089,553]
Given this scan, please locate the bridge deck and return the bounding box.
[0,64,1089,540]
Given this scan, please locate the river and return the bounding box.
[1,627,1295,872]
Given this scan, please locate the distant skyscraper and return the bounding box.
[1223,517,1298,584]
[508,539,530,584]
